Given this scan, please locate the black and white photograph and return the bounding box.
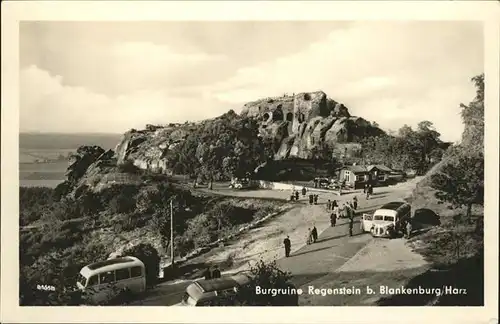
[2,1,499,323]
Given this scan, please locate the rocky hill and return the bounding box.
[113,91,384,173]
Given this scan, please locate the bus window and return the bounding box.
[88,275,98,287]
[115,268,130,281]
[131,266,142,278]
[100,271,115,284]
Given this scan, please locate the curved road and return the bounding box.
[131,179,419,306]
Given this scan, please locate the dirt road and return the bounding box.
[131,177,423,306]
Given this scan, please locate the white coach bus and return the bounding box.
[76,256,146,304]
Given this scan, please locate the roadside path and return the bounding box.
[131,178,421,306]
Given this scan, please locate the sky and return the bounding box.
[19,21,483,142]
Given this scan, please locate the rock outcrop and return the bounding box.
[240,91,383,159]
[112,91,384,172]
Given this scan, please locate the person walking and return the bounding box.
[330,212,337,227]
[283,235,291,257]
[366,184,371,200]
[341,203,348,219]
[311,225,318,243]
[212,265,221,279]
[301,187,307,197]
[203,267,212,280]
[309,194,314,205]
[327,199,332,211]
[313,194,318,205]
[346,203,352,220]
[406,220,413,239]
[349,202,356,218]
[306,228,312,245]
[348,216,354,236]
[295,190,300,201]
[332,199,338,209]
[352,196,358,210]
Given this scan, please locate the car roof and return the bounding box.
[86,257,136,270]
[196,277,238,292]
[380,201,406,210]
[80,256,143,277]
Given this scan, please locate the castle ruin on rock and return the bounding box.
[240,90,377,160]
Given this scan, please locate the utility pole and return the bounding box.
[170,199,174,268]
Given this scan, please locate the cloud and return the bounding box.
[20,22,482,142]
[210,22,482,141]
[21,36,228,95]
[20,65,234,133]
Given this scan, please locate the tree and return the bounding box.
[430,152,484,221]
[460,74,484,150]
[235,260,297,306]
[67,146,105,183]
[122,244,160,288]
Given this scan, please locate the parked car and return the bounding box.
[360,201,411,238]
[179,273,298,306]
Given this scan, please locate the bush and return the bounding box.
[235,260,297,306]
[108,191,137,214]
[122,244,160,288]
[19,187,55,226]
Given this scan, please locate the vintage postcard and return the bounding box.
[1,1,499,323]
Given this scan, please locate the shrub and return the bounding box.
[109,192,137,214]
[235,260,297,306]
[122,244,160,288]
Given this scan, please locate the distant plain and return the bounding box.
[19,133,122,188]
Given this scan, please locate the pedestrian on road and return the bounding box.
[212,265,221,279]
[348,217,354,236]
[330,212,337,227]
[366,185,371,200]
[306,228,313,245]
[295,190,299,201]
[311,225,318,243]
[406,220,413,239]
[332,200,338,209]
[342,203,348,219]
[363,183,368,194]
[353,196,358,210]
[309,194,314,205]
[327,199,332,210]
[349,202,356,218]
[283,235,291,257]
[314,194,318,205]
[203,267,212,280]
[301,187,307,197]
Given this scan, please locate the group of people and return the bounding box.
[327,197,358,226]
[309,194,319,205]
[202,265,222,280]
[289,187,320,206]
[290,187,309,202]
[306,225,318,245]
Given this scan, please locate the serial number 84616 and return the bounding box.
[37,284,56,291]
